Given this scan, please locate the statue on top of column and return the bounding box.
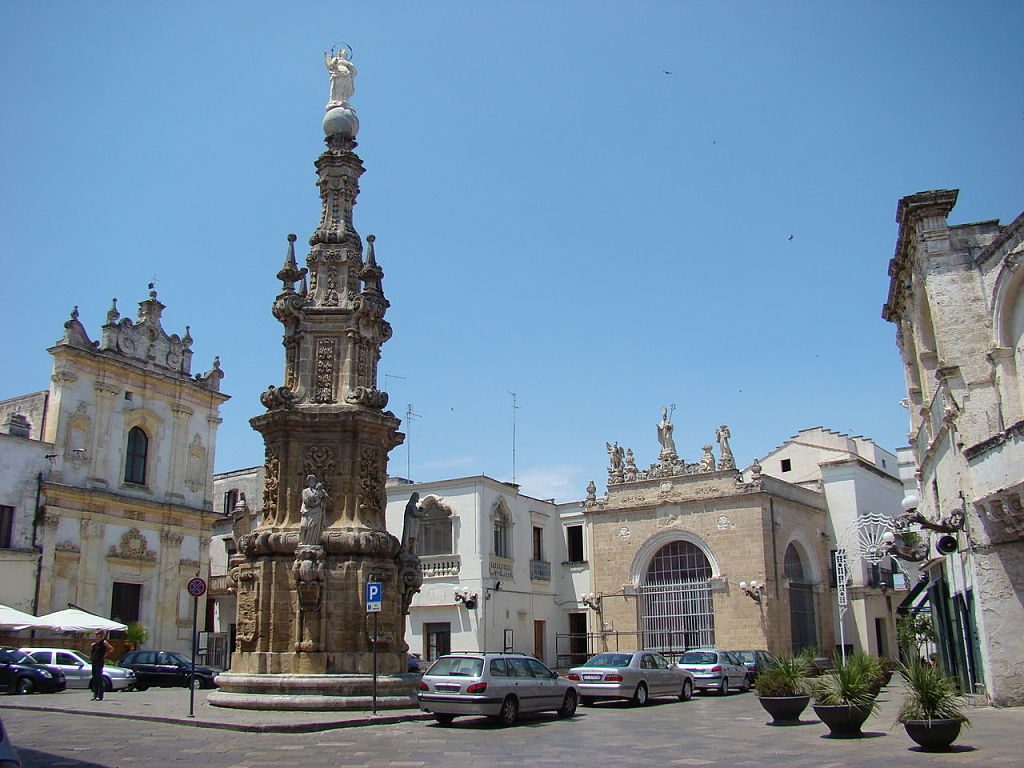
[657,406,677,460]
[324,47,357,107]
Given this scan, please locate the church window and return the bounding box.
[125,427,148,485]
[640,540,715,651]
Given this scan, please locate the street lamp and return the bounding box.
[579,593,602,612]
[739,580,765,603]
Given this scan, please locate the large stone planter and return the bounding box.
[812,703,873,738]
[903,719,962,751]
[757,695,811,725]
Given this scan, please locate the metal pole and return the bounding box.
[372,611,378,715]
[189,595,198,718]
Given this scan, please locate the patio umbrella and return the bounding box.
[33,608,127,633]
[0,604,55,630]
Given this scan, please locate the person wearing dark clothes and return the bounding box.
[90,631,113,700]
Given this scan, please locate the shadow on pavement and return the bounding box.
[16,746,109,768]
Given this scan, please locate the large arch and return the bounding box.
[631,530,719,653]
[784,542,819,655]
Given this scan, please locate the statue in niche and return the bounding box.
[657,406,677,458]
[716,424,736,470]
[400,492,425,555]
[324,48,357,106]
[699,445,715,472]
[299,474,329,547]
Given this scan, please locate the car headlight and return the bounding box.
[39,669,53,678]
[127,670,136,677]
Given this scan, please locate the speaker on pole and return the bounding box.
[936,535,959,555]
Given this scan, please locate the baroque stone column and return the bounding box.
[212,52,421,710]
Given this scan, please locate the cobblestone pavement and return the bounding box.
[4,685,1024,768]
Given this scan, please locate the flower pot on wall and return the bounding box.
[757,695,811,725]
[812,704,873,738]
[903,719,962,751]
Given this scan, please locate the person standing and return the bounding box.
[90,631,113,701]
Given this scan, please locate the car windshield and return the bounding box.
[582,653,633,668]
[426,656,484,677]
[681,651,718,665]
[733,651,755,663]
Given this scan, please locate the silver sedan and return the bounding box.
[568,651,695,706]
[21,648,136,692]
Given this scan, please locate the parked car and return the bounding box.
[417,652,579,726]
[677,649,750,695]
[567,651,695,705]
[118,650,217,690]
[407,654,423,673]
[0,717,21,768]
[729,649,777,685]
[20,648,136,692]
[0,648,66,695]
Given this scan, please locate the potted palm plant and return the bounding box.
[125,621,149,651]
[897,660,970,751]
[812,654,878,738]
[755,655,810,725]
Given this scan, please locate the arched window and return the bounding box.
[785,543,817,655]
[125,427,148,485]
[640,540,715,651]
[419,496,454,556]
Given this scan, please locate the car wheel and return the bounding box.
[497,695,519,726]
[434,713,455,725]
[679,679,693,701]
[739,676,750,693]
[719,677,729,696]
[189,676,203,690]
[558,690,578,718]
[632,683,649,706]
[15,678,34,695]
[580,695,595,707]
[103,676,114,693]
[134,682,149,692]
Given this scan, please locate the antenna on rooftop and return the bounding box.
[509,391,519,484]
[405,403,421,480]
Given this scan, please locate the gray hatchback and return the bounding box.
[417,652,579,726]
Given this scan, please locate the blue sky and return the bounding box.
[2,2,1021,502]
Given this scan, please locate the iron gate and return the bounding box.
[639,578,715,651]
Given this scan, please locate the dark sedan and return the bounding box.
[0,648,66,695]
[118,650,217,690]
[730,650,777,685]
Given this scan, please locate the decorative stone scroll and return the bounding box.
[263,446,281,523]
[312,337,337,403]
[108,528,157,562]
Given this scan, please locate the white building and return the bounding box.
[757,427,907,657]
[384,476,587,667]
[0,290,228,654]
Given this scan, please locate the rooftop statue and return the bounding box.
[657,406,677,459]
[324,48,357,107]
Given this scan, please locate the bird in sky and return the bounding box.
[788,234,795,241]
[663,70,672,75]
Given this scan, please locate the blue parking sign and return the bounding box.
[365,581,382,612]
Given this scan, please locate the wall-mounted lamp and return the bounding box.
[739,579,765,603]
[579,592,602,611]
[454,589,478,609]
[898,491,965,535]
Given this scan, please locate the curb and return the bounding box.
[0,703,433,733]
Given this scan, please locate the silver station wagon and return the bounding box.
[567,651,695,705]
[678,649,750,695]
[417,652,579,726]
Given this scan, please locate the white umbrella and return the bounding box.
[33,608,127,633]
[0,604,55,630]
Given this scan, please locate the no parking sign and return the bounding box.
[187,577,207,598]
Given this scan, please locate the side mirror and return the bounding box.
[76,662,85,668]
[550,670,559,679]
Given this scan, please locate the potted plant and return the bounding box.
[125,621,149,651]
[755,656,810,725]
[896,660,970,751]
[812,655,878,738]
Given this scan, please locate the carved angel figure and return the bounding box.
[716,424,736,470]
[606,441,624,471]
[324,49,357,106]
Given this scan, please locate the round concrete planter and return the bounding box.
[812,703,873,738]
[903,719,962,751]
[757,695,811,725]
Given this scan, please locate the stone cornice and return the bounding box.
[47,345,230,405]
[42,482,212,527]
[963,419,1024,461]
